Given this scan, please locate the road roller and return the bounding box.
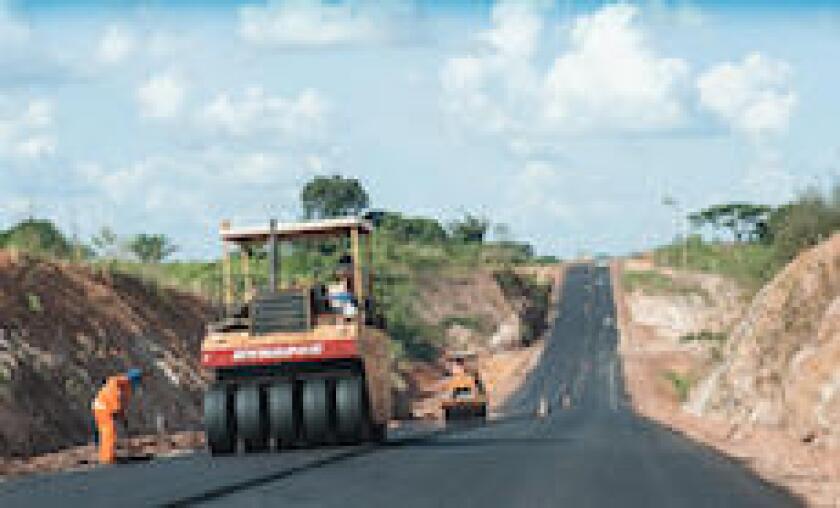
[441,352,488,422]
[200,217,391,454]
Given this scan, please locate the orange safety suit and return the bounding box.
[92,375,132,464]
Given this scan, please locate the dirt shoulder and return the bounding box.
[613,259,840,507]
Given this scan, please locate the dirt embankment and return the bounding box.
[0,257,560,476]
[398,266,562,419]
[0,250,212,461]
[615,236,840,507]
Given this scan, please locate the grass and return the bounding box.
[679,330,727,344]
[26,293,42,313]
[621,269,709,301]
[663,371,693,402]
[654,238,781,294]
[7,231,552,363]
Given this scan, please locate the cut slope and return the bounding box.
[690,233,840,447]
[0,250,212,457]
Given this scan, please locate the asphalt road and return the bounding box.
[0,264,802,507]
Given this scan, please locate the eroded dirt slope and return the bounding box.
[616,236,840,507]
[0,250,212,458]
[690,234,840,446]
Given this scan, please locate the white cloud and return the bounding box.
[698,52,797,139]
[239,1,381,47]
[541,4,690,131]
[200,87,328,140]
[441,3,691,143]
[97,25,135,64]
[0,97,55,161]
[75,148,318,228]
[479,2,543,59]
[137,72,186,119]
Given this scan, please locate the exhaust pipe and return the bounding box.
[269,218,278,293]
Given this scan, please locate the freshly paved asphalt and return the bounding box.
[0,264,802,507]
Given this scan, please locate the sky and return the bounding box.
[1,0,839,259]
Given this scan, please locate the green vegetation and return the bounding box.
[654,237,780,293]
[621,268,710,301]
[494,269,552,345]
[770,188,840,262]
[663,371,692,402]
[0,219,74,258]
[0,176,553,363]
[127,233,178,263]
[301,174,369,220]
[659,184,840,291]
[26,293,42,313]
[688,203,771,243]
[440,315,488,334]
[679,330,727,344]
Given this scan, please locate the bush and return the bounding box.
[0,219,74,258]
[664,371,692,402]
[654,237,779,294]
[770,188,840,262]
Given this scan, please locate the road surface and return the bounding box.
[0,264,801,507]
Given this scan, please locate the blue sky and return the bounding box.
[1,1,838,258]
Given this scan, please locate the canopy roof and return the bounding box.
[220,217,373,243]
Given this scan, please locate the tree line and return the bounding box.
[688,184,840,262]
[0,174,532,263]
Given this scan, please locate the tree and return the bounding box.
[91,227,120,259]
[127,234,177,263]
[0,219,73,257]
[688,203,771,242]
[450,213,489,243]
[378,212,448,243]
[300,175,370,219]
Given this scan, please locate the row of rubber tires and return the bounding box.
[204,376,371,455]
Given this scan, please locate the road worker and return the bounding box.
[92,368,142,464]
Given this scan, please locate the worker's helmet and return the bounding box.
[126,368,143,389]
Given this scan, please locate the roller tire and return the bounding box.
[268,382,297,448]
[302,379,329,445]
[335,377,364,443]
[204,385,234,455]
[235,384,265,452]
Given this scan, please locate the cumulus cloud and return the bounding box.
[0,97,56,160]
[239,1,382,47]
[75,148,320,228]
[441,3,691,143]
[137,72,186,119]
[479,2,543,59]
[698,52,796,139]
[541,4,690,131]
[97,25,136,64]
[199,87,328,141]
